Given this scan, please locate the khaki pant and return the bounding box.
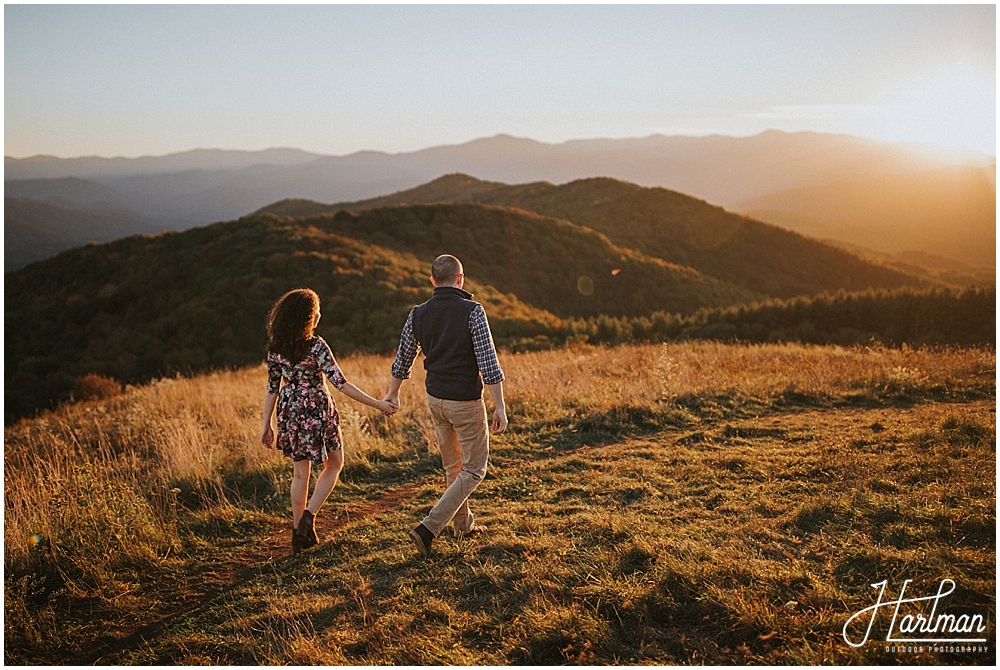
[422,394,489,537]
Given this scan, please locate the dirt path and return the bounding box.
[81,481,422,665]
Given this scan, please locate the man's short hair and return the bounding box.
[432,254,463,284]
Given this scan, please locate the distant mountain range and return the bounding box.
[5,147,322,180]
[4,177,163,270]
[5,196,158,271]
[6,131,994,270]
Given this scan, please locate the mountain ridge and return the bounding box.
[4,147,324,179]
[8,129,991,168]
[5,197,158,271]
[7,131,992,271]
[259,173,925,299]
[7,130,990,202]
[285,202,762,318]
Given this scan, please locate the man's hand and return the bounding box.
[491,407,508,434]
[486,382,507,435]
[383,377,404,416]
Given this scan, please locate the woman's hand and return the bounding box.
[261,392,278,448]
[377,400,398,417]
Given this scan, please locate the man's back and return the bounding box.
[412,286,482,401]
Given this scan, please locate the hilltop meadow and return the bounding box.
[5,341,994,665]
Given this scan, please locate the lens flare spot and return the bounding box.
[577,276,595,296]
[611,268,622,275]
[30,534,42,546]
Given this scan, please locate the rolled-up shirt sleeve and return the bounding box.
[469,304,504,385]
[391,309,420,380]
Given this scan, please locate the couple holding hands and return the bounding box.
[260,255,507,556]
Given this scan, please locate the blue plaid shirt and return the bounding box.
[391,304,505,385]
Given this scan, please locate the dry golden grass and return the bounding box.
[4,356,414,562]
[508,341,991,411]
[4,341,995,664]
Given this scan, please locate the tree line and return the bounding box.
[556,287,994,350]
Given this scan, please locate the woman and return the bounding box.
[261,288,395,553]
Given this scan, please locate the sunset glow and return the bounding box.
[4,4,994,158]
[753,66,997,155]
[878,68,996,153]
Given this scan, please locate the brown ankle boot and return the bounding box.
[296,510,319,549]
[291,526,305,554]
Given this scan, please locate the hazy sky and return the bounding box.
[4,4,996,158]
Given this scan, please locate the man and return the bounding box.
[384,254,508,557]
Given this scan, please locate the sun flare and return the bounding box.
[875,68,996,154]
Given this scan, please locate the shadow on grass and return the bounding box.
[508,566,774,665]
[512,384,988,461]
[789,499,851,535]
[516,402,699,455]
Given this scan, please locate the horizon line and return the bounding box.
[7,129,995,163]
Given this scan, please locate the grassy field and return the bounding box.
[4,342,995,665]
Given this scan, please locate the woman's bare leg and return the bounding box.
[306,449,343,514]
[291,459,312,528]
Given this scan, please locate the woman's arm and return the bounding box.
[313,338,395,415]
[338,382,397,415]
[261,392,278,447]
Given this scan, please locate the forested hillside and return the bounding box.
[288,203,761,318]
[260,173,925,298]
[5,203,759,421]
[563,287,995,349]
[9,176,988,423]
[3,214,563,421]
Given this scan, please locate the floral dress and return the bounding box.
[266,336,347,464]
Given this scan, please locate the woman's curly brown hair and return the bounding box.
[267,289,319,364]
